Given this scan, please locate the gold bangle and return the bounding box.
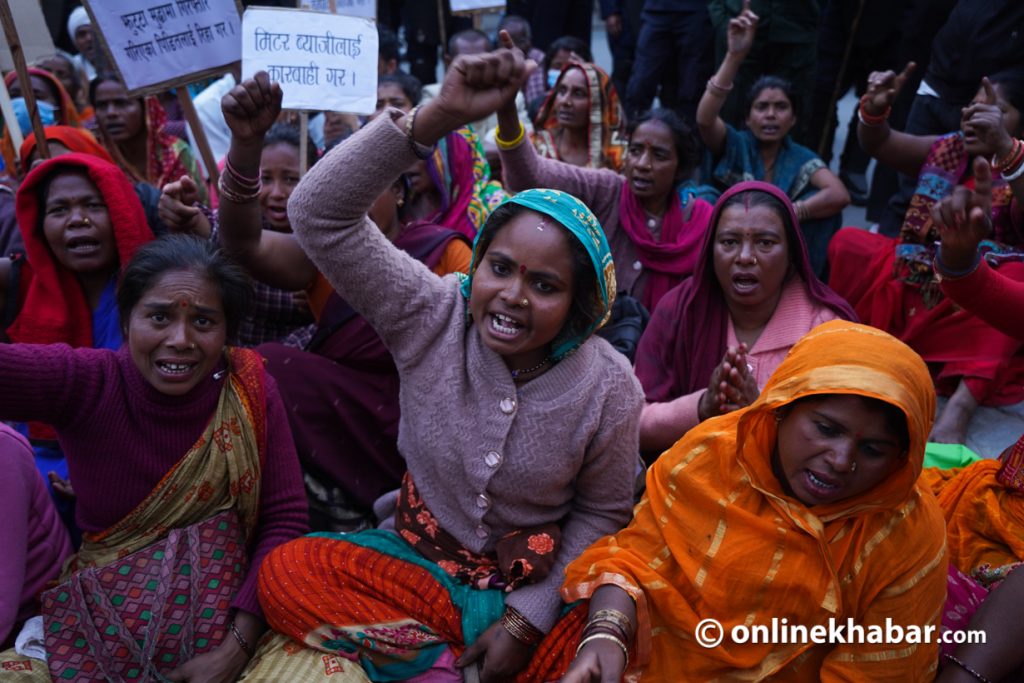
[500,606,543,646]
[495,123,526,150]
[575,632,628,667]
[706,77,733,96]
[403,105,433,160]
[586,608,633,640]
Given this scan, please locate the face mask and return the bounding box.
[547,70,561,89]
[10,97,58,136]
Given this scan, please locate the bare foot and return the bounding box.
[929,380,979,444]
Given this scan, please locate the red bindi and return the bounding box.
[519,264,527,274]
[179,300,188,308]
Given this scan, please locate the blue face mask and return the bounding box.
[10,97,58,136]
[547,70,561,89]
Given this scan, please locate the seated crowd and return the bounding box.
[2,3,1024,683]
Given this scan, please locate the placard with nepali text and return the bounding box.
[296,0,376,20]
[241,7,377,114]
[83,0,242,95]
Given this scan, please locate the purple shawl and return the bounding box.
[634,181,857,402]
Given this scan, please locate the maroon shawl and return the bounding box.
[618,183,714,312]
[634,181,856,402]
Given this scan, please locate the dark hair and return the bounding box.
[377,26,400,64]
[448,28,492,57]
[784,394,911,454]
[474,203,600,351]
[745,75,798,119]
[379,72,423,107]
[543,36,591,74]
[712,189,799,271]
[263,122,318,170]
[88,71,128,107]
[117,235,252,341]
[626,108,701,184]
[41,52,82,100]
[498,15,532,49]
[989,69,1024,134]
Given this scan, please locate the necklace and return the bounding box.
[511,358,552,381]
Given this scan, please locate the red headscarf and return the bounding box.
[1,68,83,176]
[7,153,152,347]
[18,125,114,175]
[634,181,857,402]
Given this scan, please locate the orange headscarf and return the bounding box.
[563,321,947,682]
[533,60,626,170]
[18,125,114,175]
[1,68,82,177]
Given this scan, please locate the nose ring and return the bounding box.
[189,343,197,350]
[520,298,529,308]
[81,217,91,226]
[850,461,857,473]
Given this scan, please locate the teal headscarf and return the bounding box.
[458,188,616,360]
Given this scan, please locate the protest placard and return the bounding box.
[242,7,377,114]
[82,0,243,96]
[450,0,506,13]
[297,0,376,20]
[0,0,54,71]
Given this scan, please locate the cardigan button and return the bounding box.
[476,493,490,510]
[499,397,516,414]
[475,525,489,539]
[633,260,642,271]
[646,218,656,229]
[484,450,502,467]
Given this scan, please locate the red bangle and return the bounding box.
[858,94,890,126]
[993,139,1024,174]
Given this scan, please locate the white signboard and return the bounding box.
[297,0,376,20]
[0,0,56,72]
[83,0,242,95]
[241,7,377,114]
[450,0,506,12]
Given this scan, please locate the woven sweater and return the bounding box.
[288,112,644,633]
[0,344,308,617]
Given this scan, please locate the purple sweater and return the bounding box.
[0,343,308,617]
[0,423,72,644]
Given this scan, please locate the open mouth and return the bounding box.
[156,360,197,377]
[732,273,759,294]
[631,176,653,192]
[804,469,841,498]
[66,236,101,255]
[489,312,525,339]
[760,125,780,136]
[265,205,288,222]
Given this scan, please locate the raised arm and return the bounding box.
[217,74,317,291]
[857,63,936,178]
[696,1,758,158]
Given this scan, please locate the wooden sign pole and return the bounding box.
[0,0,48,162]
[0,77,23,162]
[299,111,309,176]
[177,86,220,188]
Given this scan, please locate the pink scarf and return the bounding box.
[617,183,713,311]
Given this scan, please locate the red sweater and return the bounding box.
[0,343,308,616]
[941,260,1024,341]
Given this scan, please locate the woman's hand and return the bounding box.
[221,72,283,147]
[48,471,75,499]
[456,620,535,683]
[165,640,249,683]
[698,345,758,421]
[559,637,626,683]
[962,78,1015,160]
[425,47,529,142]
[932,156,993,272]
[159,175,212,236]
[862,62,915,116]
[725,0,759,57]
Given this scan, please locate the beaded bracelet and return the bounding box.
[1004,158,1024,182]
[576,632,628,667]
[992,138,1023,172]
[402,105,434,160]
[230,622,255,658]
[943,653,992,683]
[500,606,543,646]
[857,94,890,127]
[495,123,526,150]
